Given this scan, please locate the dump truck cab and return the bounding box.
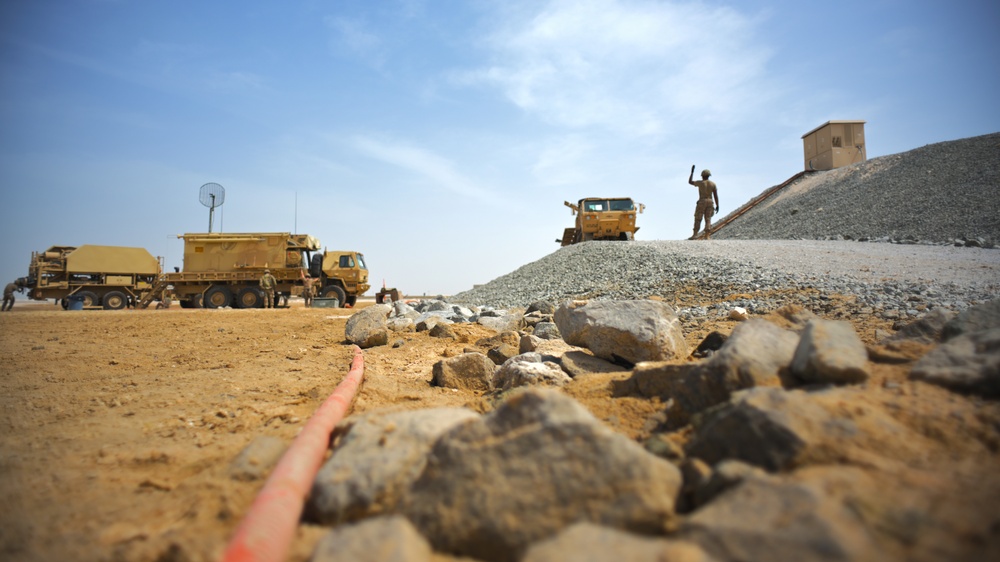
[557,197,645,246]
[309,250,370,307]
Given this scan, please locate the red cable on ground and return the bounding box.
[222,345,365,562]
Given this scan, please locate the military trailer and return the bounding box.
[138,232,369,309]
[17,245,161,309]
[556,197,645,246]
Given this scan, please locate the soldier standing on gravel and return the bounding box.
[300,271,317,308]
[3,281,19,311]
[688,165,719,239]
[260,269,278,309]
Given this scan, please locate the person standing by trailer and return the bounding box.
[2,281,20,311]
[300,272,317,308]
[259,269,277,308]
[688,165,719,239]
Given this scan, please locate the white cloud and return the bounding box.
[350,136,500,204]
[464,0,773,136]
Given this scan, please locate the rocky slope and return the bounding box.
[714,131,1000,244]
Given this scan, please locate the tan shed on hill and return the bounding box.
[802,120,866,171]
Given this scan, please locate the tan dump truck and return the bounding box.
[140,232,369,309]
[557,197,645,246]
[17,245,161,309]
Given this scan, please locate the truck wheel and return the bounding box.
[322,285,347,307]
[203,286,232,309]
[237,287,264,309]
[78,291,98,308]
[622,232,634,241]
[103,291,127,310]
[346,296,357,307]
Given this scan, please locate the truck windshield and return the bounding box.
[609,199,635,211]
[356,254,367,270]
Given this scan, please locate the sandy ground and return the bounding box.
[1,296,998,561]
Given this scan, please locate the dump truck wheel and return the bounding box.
[103,291,127,310]
[622,232,634,241]
[346,296,357,307]
[78,291,98,308]
[204,286,232,309]
[237,287,264,309]
[322,285,347,307]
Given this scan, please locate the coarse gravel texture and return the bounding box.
[454,133,1000,320]
[713,131,1000,244]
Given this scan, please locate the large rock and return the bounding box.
[623,320,798,426]
[708,319,799,387]
[401,389,683,562]
[942,298,1000,340]
[791,319,870,385]
[560,350,630,378]
[679,468,885,562]
[306,407,479,525]
[432,352,496,391]
[883,308,956,344]
[477,313,525,332]
[685,387,916,472]
[493,353,572,391]
[310,515,432,562]
[523,522,713,562]
[345,304,392,348]
[554,299,687,365]
[909,328,1000,397]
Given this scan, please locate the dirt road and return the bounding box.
[1,296,996,561]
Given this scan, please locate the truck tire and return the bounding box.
[103,291,128,310]
[203,286,232,309]
[346,296,357,307]
[77,291,99,308]
[237,287,264,309]
[321,285,347,308]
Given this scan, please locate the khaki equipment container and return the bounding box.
[139,232,369,309]
[17,245,161,309]
[802,120,866,171]
[556,197,645,246]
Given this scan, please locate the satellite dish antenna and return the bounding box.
[199,183,225,233]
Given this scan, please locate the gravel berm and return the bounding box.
[454,133,999,319]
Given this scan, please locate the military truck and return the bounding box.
[139,232,369,309]
[556,197,645,246]
[17,245,161,309]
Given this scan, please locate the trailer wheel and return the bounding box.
[321,285,347,307]
[103,291,127,310]
[77,291,99,308]
[203,286,232,309]
[237,287,264,309]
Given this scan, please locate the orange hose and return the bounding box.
[222,346,365,562]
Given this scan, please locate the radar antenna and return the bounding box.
[198,183,226,233]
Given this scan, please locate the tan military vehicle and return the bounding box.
[18,245,161,309]
[143,232,369,309]
[557,197,645,246]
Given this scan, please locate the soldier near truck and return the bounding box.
[259,269,278,309]
[300,272,317,308]
[688,166,719,239]
[3,281,21,311]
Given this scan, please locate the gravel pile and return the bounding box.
[714,132,1000,245]
[454,133,1000,320]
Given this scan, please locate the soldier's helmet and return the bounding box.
[701,169,712,178]
[264,269,270,273]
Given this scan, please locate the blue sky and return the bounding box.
[2,0,998,298]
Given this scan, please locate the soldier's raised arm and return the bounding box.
[688,164,696,186]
